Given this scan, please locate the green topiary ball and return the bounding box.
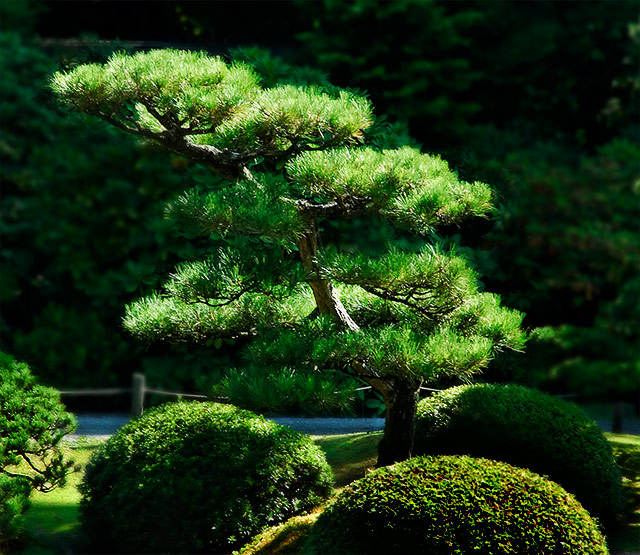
[413,384,623,525]
[304,455,609,555]
[79,401,334,554]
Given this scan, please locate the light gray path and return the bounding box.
[67,410,640,441]
[66,413,385,440]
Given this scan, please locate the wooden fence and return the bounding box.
[60,373,209,417]
[59,374,438,418]
[60,375,633,434]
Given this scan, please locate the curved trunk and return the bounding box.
[376,380,421,467]
[297,225,419,467]
[297,230,360,331]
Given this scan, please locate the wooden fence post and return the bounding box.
[612,401,623,434]
[132,373,146,417]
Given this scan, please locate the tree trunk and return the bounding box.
[296,223,419,467]
[612,401,624,434]
[376,380,421,467]
[297,230,360,331]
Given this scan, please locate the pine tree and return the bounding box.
[52,49,525,465]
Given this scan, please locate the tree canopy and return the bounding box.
[52,49,525,464]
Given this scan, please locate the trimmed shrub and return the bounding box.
[79,401,334,554]
[0,474,31,552]
[0,352,76,550]
[304,455,609,555]
[414,384,623,524]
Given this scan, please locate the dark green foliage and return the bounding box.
[304,455,609,555]
[79,401,333,554]
[0,352,76,548]
[414,384,624,525]
[296,0,482,148]
[0,474,31,552]
[213,367,359,416]
[485,139,640,321]
[298,0,638,148]
[0,29,209,390]
[456,1,639,146]
[525,323,640,402]
[468,137,640,398]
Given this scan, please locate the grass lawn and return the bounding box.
[605,433,640,554]
[13,432,640,554]
[17,438,102,555]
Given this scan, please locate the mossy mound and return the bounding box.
[304,455,609,555]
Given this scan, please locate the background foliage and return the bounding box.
[1,0,637,407]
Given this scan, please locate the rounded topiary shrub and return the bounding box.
[304,455,609,555]
[413,384,623,525]
[79,401,333,554]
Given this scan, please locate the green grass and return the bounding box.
[17,439,101,555]
[14,432,640,554]
[605,433,640,554]
[311,432,381,488]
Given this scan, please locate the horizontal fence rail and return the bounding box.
[60,373,210,417]
[59,374,631,433]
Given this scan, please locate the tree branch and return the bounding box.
[357,284,461,318]
[294,198,372,219]
[19,451,46,477]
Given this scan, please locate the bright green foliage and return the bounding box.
[414,384,624,525]
[124,286,315,344]
[246,316,494,385]
[51,48,523,354]
[0,474,31,552]
[293,0,638,400]
[304,455,609,555]
[79,401,333,554]
[0,352,76,548]
[288,146,492,232]
[0,353,77,492]
[52,49,372,155]
[215,367,358,416]
[50,50,260,134]
[165,175,304,239]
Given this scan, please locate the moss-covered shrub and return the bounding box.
[304,455,609,555]
[414,384,623,524]
[235,508,321,555]
[79,401,333,554]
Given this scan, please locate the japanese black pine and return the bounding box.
[52,50,525,465]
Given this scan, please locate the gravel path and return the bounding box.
[67,410,640,441]
[66,413,386,440]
